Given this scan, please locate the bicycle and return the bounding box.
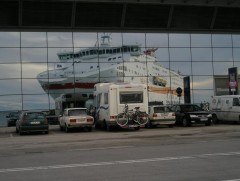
[132,107,148,126]
[116,104,133,127]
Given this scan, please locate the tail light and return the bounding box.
[70,119,76,123]
[110,115,117,119]
[153,113,157,117]
[87,118,93,122]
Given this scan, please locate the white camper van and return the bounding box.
[210,95,240,124]
[94,82,148,131]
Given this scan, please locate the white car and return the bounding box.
[146,105,176,128]
[59,108,94,132]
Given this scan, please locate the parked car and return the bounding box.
[16,110,49,135]
[6,111,21,127]
[146,105,175,128]
[59,108,94,132]
[170,104,212,127]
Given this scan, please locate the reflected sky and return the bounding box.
[0,32,239,111]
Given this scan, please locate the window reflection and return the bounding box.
[21,32,47,47]
[0,32,20,47]
[169,34,190,47]
[0,79,21,95]
[0,64,21,78]
[213,48,233,61]
[47,32,73,47]
[0,48,20,63]
[21,48,47,63]
[212,34,232,47]
[191,48,212,61]
[0,32,239,113]
[192,76,214,89]
[192,62,213,75]
[169,48,191,61]
[191,34,211,47]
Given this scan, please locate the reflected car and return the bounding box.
[59,108,94,132]
[6,111,21,127]
[146,105,176,128]
[16,110,49,135]
[170,104,212,127]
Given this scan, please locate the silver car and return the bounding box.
[146,105,176,128]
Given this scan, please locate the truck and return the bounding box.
[93,82,148,131]
[209,95,240,124]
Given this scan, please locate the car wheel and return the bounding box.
[19,129,23,135]
[205,120,212,126]
[145,121,152,128]
[134,126,140,131]
[45,130,49,134]
[59,125,64,131]
[168,124,174,128]
[86,127,92,132]
[16,127,19,133]
[212,114,219,124]
[65,125,69,133]
[182,118,189,127]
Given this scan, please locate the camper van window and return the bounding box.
[119,91,143,104]
[233,98,240,106]
[104,93,108,104]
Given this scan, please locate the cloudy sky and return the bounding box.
[0,32,239,111]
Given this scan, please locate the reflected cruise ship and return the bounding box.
[37,34,183,104]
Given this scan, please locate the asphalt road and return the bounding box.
[0,124,240,181]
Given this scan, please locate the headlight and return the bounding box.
[190,115,198,118]
[207,114,212,118]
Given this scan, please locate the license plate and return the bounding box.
[31,121,40,124]
[77,119,84,123]
[128,125,137,128]
[200,118,208,121]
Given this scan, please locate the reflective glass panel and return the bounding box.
[21,48,47,63]
[0,48,20,63]
[192,62,213,75]
[22,94,50,110]
[0,79,21,95]
[0,64,21,78]
[213,62,234,75]
[191,34,211,47]
[47,32,73,47]
[169,34,190,47]
[169,48,191,61]
[212,34,232,47]
[22,63,48,78]
[192,76,214,89]
[146,33,168,47]
[0,32,20,47]
[213,48,233,61]
[21,32,47,47]
[191,48,212,61]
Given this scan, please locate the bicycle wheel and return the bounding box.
[116,113,129,127]
[135,112,149,126]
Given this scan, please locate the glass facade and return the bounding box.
[0,32,239,113]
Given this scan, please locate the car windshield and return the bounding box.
[181,105,203,112]
[9,112,20,118]
[24,112,45,119]
[68,109,87,116]
[154,106,171,113]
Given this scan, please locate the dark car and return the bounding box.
[16,110,49,135]
[6,111,21,127]
[170,104,212,127]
